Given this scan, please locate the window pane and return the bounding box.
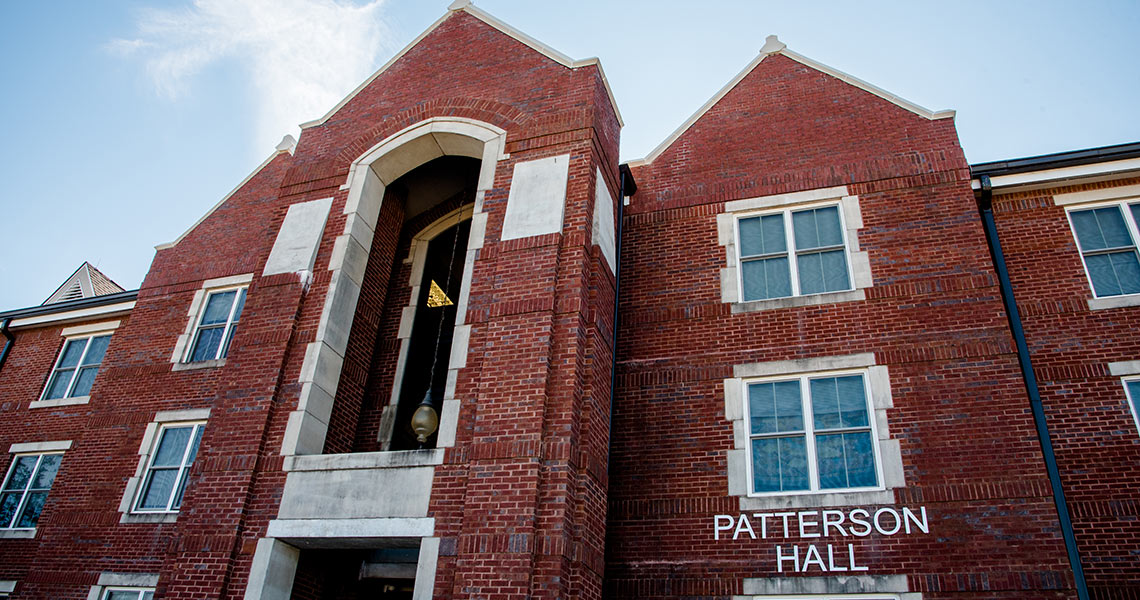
[57,339,87,368]
[44,369,75,400]
[1111,252,1140,295]
[749,381,802,434]
[739,214,786,257]
[816,431,877,489]
[742,257,791,301]
[190,327,224,362]
[1086,251,1140,297]
[793,206,843,250]
[798,250,850,295]
[71,367,98,397]
[82,335,110,365]
[138,469,178,509]
[31,454,60,489]
[107,591,143,600]
[186,426,204,464]
[201,291,237,326]
[172,470,190,509]
[1131,203,1140,230]
[154,427,193,467]
[836,375,870,427]
[751,435,808,492]
[1072,207,1131,251]
[0,492,21,527]
[4,456,38,491]
[16,491,47,527]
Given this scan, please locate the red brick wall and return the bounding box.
[608,53,1073,597]
[0,8,621,600]
[992,177,1140,599]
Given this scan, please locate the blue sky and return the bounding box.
[1,0,1138,309]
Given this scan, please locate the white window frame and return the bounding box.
[170,273,253,368]
[742,369,885,497]
[32,320,120,409]
[100,588,154,600]
[132,422,206,513]
[0,451,63,531]
[734,201,855,301]
[1124,377,1140,435]
[185,285,247,362]
[119,408,209,523]
[1064,198,1140,299]
[39,334,111,401]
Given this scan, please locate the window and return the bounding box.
[737,204,852,301]
[1068,200,1140,297]
[744,372,880,495]
[0,453,61,529]
[1125,378,1140,434]
[101,589,154,600]
[186,286,247,362]
[41,334,110,400]
[133,423,204,512]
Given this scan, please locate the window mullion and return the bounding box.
[802,376,818,491]
[784,209,800,295]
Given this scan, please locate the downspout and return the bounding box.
[977,175,1089,600]
[0,319,13,372]
[608,164,636,473]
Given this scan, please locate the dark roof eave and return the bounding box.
[0,290,139,321]
[971,141,1140,178]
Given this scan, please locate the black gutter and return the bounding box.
[0,290,138,322]
[608,164,637,473]
[0,319,13,373]
[977,175,1089,599]
[972,140,1140,178]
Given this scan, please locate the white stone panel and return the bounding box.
[263,197,334,276]
[592,168,616,272]
[500,154,570,241]
[278,465,435,520]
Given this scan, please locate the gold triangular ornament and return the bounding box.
[426,280,454,307]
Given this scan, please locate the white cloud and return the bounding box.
[112,0,393,151]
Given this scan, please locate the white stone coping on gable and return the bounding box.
[156,146,292,250]
[717,186,872,311]
[282,117,505,458]
[8,440,71,454]
[738,574,918,599]
[301,3,623,130]
[725,353,903,511]
[170,274,254,365]
[630,34,951,167]
[118,409,210,524]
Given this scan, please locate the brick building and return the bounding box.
[0,2,1137,599]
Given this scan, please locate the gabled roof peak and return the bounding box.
[299,1,623,130]
[629,34,955,166]
[43,262,125,305]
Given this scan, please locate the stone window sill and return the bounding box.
[29,396,90,409]
[120,512,179,524]
[1088,294,1140,311]
[0,528,36,539]
[731,289,866,314]
[172,358,226,372]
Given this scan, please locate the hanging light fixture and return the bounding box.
[411,207,463,447]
